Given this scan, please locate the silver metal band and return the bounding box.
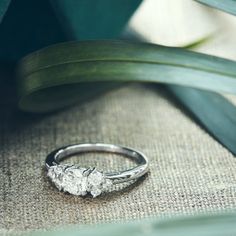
[45,143,149,197]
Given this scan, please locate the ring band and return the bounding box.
[45,143,149,197]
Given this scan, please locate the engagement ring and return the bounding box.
[45,143,149,197]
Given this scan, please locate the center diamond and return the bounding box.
[47,164,112,197]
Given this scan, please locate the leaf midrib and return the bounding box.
[21,59,236,80]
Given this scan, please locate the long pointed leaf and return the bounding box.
[195,0,236,16]
[50,0,141,40]
[0,0,10,23]
[29,212,236,236]
[18,40,236,113]
[167,85,236,155]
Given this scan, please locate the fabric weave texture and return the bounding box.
[1,84,236,232]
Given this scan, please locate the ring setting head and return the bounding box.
[47,164,112,197]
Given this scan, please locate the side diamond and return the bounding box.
[87,168,112,197]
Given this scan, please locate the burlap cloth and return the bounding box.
[1,83,236,232]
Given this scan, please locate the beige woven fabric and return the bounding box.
[1,84,236,232]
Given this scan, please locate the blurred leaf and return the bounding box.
[0,0,140,62]
[50,0,142,40]
[0,0,67,62]
[167,85,236,155]
[0,0,10,23]
[28,212,236,236]
[128,0,218,47]
[195,0,236,15]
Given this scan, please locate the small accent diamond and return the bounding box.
[47,164,112,197]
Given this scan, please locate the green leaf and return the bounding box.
[0,0,67,62]
[0,0,140,62]
[50,0,142,40]
[0,0,10,23]
[18,40,236,112]
[167,85,236,155]
[28,212,236,236]
[195,0,236,16]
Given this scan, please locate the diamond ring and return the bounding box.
[45,143,149,197]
